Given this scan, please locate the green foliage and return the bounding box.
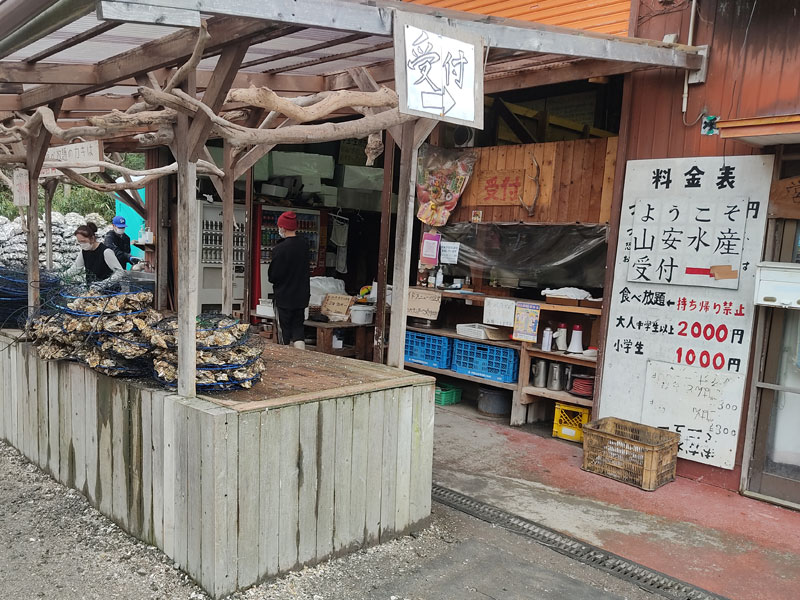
[0,153,145,221]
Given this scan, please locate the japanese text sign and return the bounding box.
[627,197,746,289]
[407,288,442,320]
[420,232,440,266]
[321,294,353,318]
[600,155,774,470]
[475,170,524,205]
[483,297,516,327]
[394,12,484,128]
[39,140,103,179]
[12,169,29,207]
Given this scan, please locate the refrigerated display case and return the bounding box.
[197,201,247,312]
[252,205,327,309]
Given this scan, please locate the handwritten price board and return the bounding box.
[407,288,442,320]
[600,155,774,470]
[321,293,354,318]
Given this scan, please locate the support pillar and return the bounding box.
[374,131,395,363]
[221,141,234,314]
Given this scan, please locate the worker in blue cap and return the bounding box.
[103,215,140,269]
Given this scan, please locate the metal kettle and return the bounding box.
[533,359,549,388]
[547,363,564,391]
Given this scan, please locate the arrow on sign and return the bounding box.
[421,87,457,115]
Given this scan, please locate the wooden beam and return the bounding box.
[18,16,282,110]
[495,98,536,144]
[26,101,61,309]
[25,21,120,63]
[262,41,393,75]
[387,120,424,368]
[187,41,249,161]
[221,141,234,314]
[0,63,97,84]
[374,131,394,363]
[241,32,366,70]
[109,0,704,69]
[43,179,58,270]
[175,84,198,396]
[242,166,254,322]
[156,147,171,311]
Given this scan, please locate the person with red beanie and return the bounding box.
[268,211,311,348]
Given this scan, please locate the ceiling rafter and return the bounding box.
[263,41,393,75]
[242,32,367,70]
[24,21,120,63]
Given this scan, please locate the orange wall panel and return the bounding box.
[404,0,631,35]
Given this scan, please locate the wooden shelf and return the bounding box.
[412,287,602,316]
[132,242,156,251]
[523,344,597,368]
[521,386,593,407]
[404,362,518,391]
[406,326,521,350]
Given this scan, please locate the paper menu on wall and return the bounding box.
[440,241,460,264]
[483,297,516,327]
[513,302,540,342]
[420,232,440,266]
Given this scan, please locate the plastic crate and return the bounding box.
[582,417,681,491]
[404,331,452,369]
[552,402,591,442]
[435,383,462,406]
[451,339,519,383]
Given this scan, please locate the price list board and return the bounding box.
[600,155,774,469]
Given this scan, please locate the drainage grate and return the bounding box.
[432,484,729,600]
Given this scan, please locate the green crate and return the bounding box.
[435,383,462,406]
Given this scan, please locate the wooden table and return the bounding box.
[304,319,375,361]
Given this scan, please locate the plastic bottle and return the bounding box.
[435,268,444,289]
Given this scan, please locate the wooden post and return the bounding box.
[43,179,57,271]
[242,166,254,322]
[386,121,420,368]
[156,147,171,311]
[26,169,40,309]
[175,109,198,397]
[221,141,234,315]
[373,131,395,363]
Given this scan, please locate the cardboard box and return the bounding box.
[270,152,335,179]
[336,165,384,191]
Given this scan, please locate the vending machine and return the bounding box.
[197,201,247,312]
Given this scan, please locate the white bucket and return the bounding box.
[350,305,376,325]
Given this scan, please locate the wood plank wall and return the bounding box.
[451,138,617,224]
[0,336,434,598]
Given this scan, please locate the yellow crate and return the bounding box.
[552,402,591,442]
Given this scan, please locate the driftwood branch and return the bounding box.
[0,169,12,188]
[126,21,210,115]
[57,158,221,192]
[226,86,397,123]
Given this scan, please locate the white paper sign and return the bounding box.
[642,360,744,469]
[600,155,774,470]
[440,241,460,264]
[483,297,516,327]
[627,196,746,290]
[12,169,29,207]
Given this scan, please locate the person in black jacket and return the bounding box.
[268,211,310,349]
[65,222,125,286]
[103,215,140,269]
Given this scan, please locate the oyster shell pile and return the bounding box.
[66,290,154,315]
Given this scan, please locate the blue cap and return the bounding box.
[112,216,127,228]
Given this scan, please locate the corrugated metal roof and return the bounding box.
[404,0,630,36]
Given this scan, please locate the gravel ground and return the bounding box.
[0,440,655,600]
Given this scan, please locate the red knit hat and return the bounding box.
[277,211,297,231]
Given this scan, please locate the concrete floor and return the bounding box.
[433,403,800,600]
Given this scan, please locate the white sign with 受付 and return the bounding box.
[440,241,460,264]
[394,12,484,128]
[642,360,744,469]
[600,155,774,470]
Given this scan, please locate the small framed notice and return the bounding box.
[483,297,516,327]
[513,302,541,342]
[13,169,29,207]
[407,288,442,320]
[420,232,441,266]
[321,293,353,318]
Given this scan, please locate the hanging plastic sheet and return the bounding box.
[436,223,608,290]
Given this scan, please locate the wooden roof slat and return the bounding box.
[242,32,368,70]
[18,16,287,110]
[24,21,120,63]
[262,41,394,75]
